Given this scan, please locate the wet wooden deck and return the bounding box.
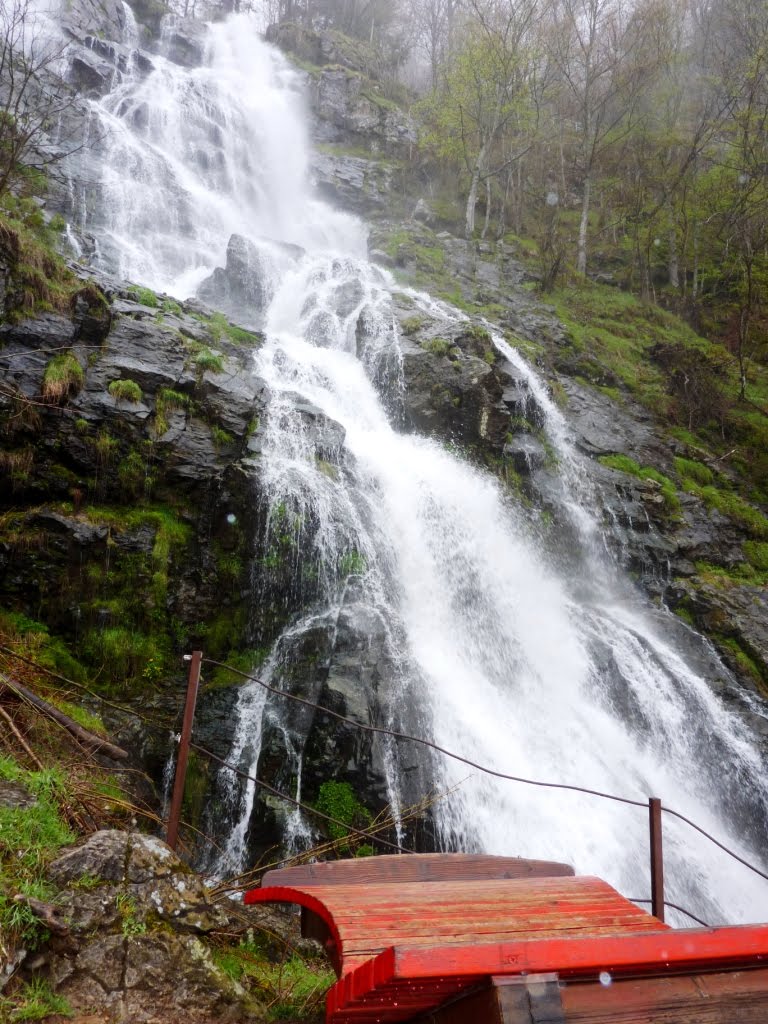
[246,853,768,1023]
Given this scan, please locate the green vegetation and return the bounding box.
[0,756,74,951]
[116,892,147,937]
[41,353,84,403]
[744,541,768,571]
[598,454,681,514]
[421,337,452,357]
[208,311,262,347]
[314,780,372,847]
[108,378,143,404]
[400,314,425,336]
[131,285,159,308]
[210,424,234,448]
[193,347,225,376]
[717,636,767,687]
[673,457,714,487]
[5,978,73,1021]
[0,197,82,319]
[686,484,768,539]
[154,387,191,437]
[214,940,333,1021]
[37,503,194,687]
[339,550,367,577]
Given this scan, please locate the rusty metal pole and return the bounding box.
[166,650,203,851]
[649,796,665,922]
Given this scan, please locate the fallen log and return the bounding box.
[0,674,129,761]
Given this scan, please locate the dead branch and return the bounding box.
[0,703,43,768]
[0,674,129,760]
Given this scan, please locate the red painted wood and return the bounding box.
[242,869,768,1024]
[323,925,768,1023]
[387,923,768,981]
[245,875,665,979]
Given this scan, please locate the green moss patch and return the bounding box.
[598,454,680,513]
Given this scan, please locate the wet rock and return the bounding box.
[398,317,511,450]
[198,234,302,328]
[294,399,346,459]
[68,50,118,94]
[311,150,400,216]
[59,0,130,45]
[161,17,208,68]
[504,434,548,474]
[308,68,416,154]
[671,579,768,687]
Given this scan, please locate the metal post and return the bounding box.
[649,796,665,922]
[166,650,203,851]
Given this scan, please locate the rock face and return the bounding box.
[266,23,416,158]
[197,234,303,328]
[308,68,417,152]
[45,831,255,1023]
[0,279,278,778]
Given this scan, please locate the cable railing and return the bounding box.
[2,641,766,928]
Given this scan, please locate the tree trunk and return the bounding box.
[482,178,492,239]
[666,199,679,290]
[577,174,591,275]
[465,141,488,239]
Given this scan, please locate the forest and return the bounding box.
[244,0,768,402]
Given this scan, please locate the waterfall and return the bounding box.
[72,15,365,293]
[70,12,768,925]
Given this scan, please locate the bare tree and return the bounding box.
[411,0,464,88]
[0,0,80,199]
[549,0,655,274]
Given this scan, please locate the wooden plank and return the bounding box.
[560,967,768,1022]
[246,875,665,979]
[261,853,575,889]
[387,924,768,982]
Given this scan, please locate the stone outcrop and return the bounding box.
[198,234,304,329]
[42,831,262,1022]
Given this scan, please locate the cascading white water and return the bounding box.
[72,12,768,924]
[73,16,365,293]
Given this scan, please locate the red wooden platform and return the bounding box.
[245,854,768,1023]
